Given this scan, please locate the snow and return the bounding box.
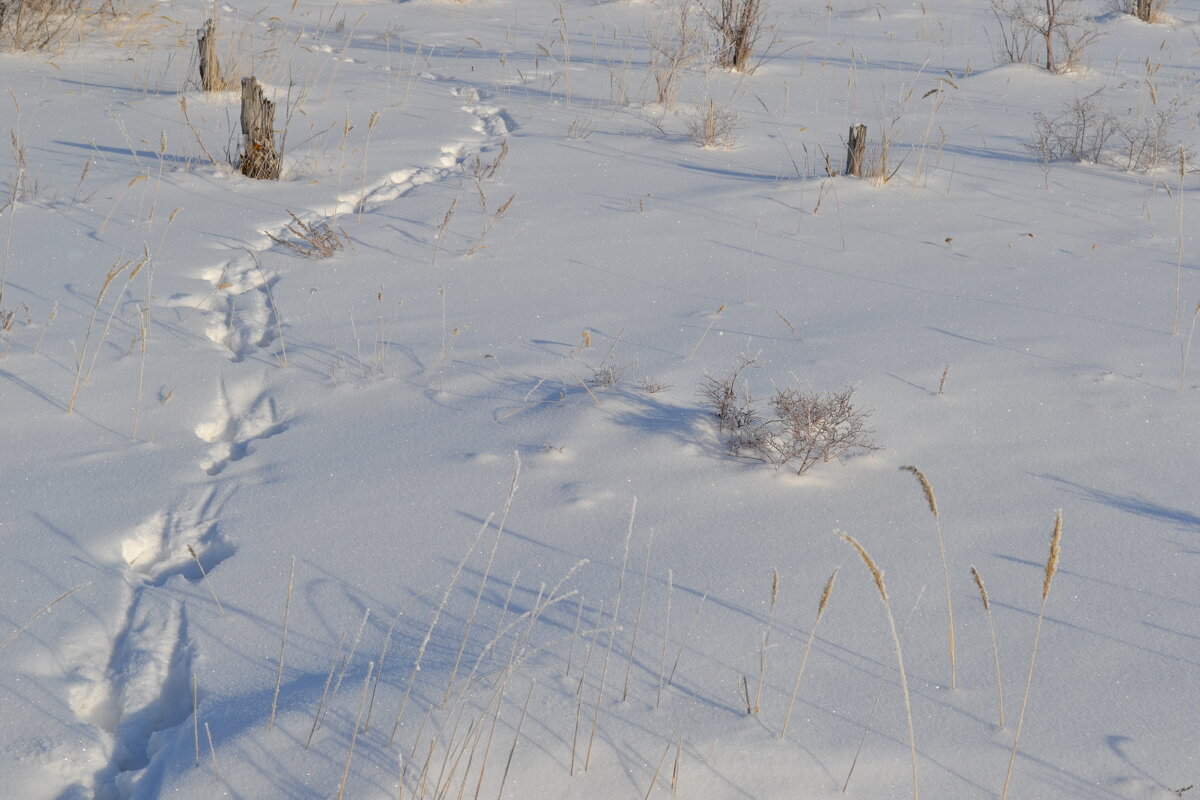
[0,0,1197,798]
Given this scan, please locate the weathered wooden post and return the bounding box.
[845,123,867,177]
[239,77,280,180]
[197,19,224,92]
[1134,0,1151,21]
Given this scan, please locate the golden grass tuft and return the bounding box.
[900,465,956,689]
[780,568,838,739]
[900,465,938,517]
[841,532,918,800]
[1042,510,1061,602]
[971,565,1005,729]
[843,533,887,601]
[1001,510,1063,800]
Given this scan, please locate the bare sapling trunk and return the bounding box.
[239,77,280,180]
[197,19,224,91]
[1135,0,1151,21]
[846,124,867,177]
[1044,0,1055,72]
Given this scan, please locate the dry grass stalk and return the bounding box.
[364,586,437,734]
[192,675,200,767]
[752,568,780,714]
[656,569,674,709]
[842,532,919,800]
[622,528,655,702]
[570,625,595,776]
[688,303,726,358]
[0,581,89,651]
[780,568,838,739]
[666,592,706,690]
[337,662,373,800]
[585,498,637,770]
[1181,302,1200,391]
[69,251,147,414]
[1000,511,1063,800]
[204,722,222,780]
[307,632,347,749]
[900,465,956,688]
[466,193,517,256]
[1174,148,1185,335]
[431,198,458,268]
[566,595,584,677]
[971,566,1005,729]
[443,455,521,705]
[644,705,691,800]
[187,545,226,618]
[496,681,534,800]
[269,555,295,731]
[390,516,491,745]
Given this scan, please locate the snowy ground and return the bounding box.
[1,0,1197,798]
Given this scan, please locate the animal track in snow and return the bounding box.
[70,592,195,799]
[120,489,235,584]
[195,379,288,476]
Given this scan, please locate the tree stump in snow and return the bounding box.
[197,19,224,92]
[845,123,867,177]
[239,77,280,180]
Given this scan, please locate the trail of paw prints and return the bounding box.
[195,377,288,476]
[67,588,195,800]
[65,487,232,798]
[120,487,236,584]
[454,84,517,139]
[163,249,281,364]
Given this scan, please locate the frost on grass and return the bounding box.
[700,356,880,475]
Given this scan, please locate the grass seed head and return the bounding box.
[900,465,938,518]
[970,565,989,612]
[841,532,887,602]
[817,568,838,617]
[1042,510,1062,602]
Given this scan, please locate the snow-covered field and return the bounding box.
[1,0,1197,797]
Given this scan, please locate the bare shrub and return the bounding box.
[686,99,740,149]
[704,0,767,73]
[646,0,704,108]
[700,356,881,475]
[267,211,349,258]
[0,0,91,51]
[464,138,509,212]
[1108,0,1171,22]
[1029,91,1190,171]
[989,0,1101,72]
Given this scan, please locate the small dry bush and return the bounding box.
[700,356,880,475]
[646,0,704,108]
[704,0,767,73]
[267,211,349,258]
[989,0,1100,72]
[0,0,95,50]
[1108,0,1171,22]
[1029,92,1191,171]
[687,100,740,149]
